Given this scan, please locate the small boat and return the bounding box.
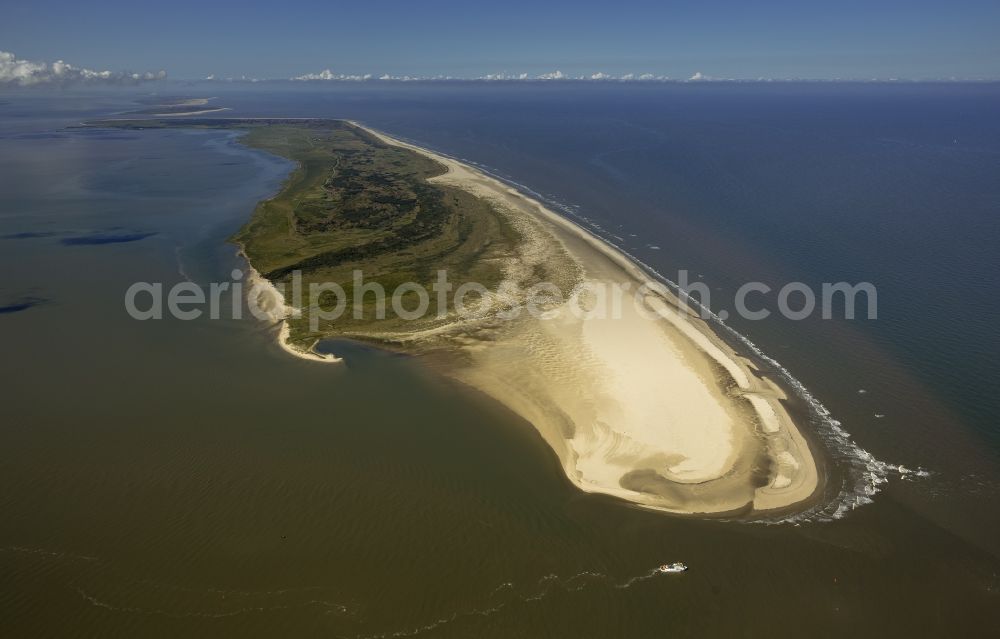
[658,562,688,573]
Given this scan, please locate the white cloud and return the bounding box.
[292,68,373,81]
[376,73,420,81]
[294,68,334,80]
[0,50,166,87]
[535,70,671,82]
[688,71,708,81]
[481,71,530,80]
[282,68,684,83]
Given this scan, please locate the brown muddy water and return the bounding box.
[1,89,998,638]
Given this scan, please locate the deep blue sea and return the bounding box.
[2,82,999,636]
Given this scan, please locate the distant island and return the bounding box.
[128,97,230,117]
[90,117,821,518]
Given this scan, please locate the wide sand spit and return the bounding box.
[255,121,821,516]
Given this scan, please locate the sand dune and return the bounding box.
[340,124,820,515]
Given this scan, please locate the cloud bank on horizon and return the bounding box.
[290,68,688,82]
[0,50,167,87]
[285,68,820,82]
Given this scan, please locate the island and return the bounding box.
[90,118,821,517]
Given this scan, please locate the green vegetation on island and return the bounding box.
[89,119,529,348]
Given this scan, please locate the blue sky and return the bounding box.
[2,0,998,80]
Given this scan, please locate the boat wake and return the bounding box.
[1,545,98,563]
[73,586,353,620]
[3,545,357,621]
[356,565,680,639]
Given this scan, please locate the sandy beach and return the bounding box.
[243,258,343,364]
[351,123,820,516]
[153,107,232,117]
